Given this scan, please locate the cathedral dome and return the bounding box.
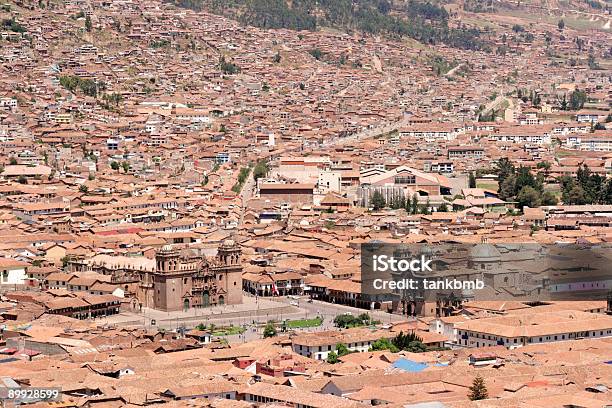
[470,244,501,262]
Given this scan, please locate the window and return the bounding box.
[394,175,415,184]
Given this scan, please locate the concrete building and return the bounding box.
[0,258,29,286]
[455,310,612,349]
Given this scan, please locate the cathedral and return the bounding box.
[144,240,243,311]
[69,240,243,312]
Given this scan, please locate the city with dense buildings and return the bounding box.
[0,0,611,406]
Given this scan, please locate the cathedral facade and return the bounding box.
[145,240,243,311]
[69,240,243,312]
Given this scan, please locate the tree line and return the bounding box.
[166,0,487,51]
[59,75,107,98]
[559,164,612,205]
[496,158,558,209]
[495,159,612,208]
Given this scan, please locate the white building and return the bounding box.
[317,171,342,194]
[0,97,17,111]
[292,329,385,360]
[0,258,29,286]
[455,310,612,349]
[174,108,211,123]
[399,124,464,141]
[564,133,612,152]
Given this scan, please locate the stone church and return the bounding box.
[69,240,243,312]
[145,240,243,311]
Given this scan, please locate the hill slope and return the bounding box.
[165,0,488,50]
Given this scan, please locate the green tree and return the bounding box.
[438,202,449,212]
[335,343,350,357]
[219,56,240,75]
[61,255,72,268]
[516,186,541,209]
[326,351,338,364]
[536,161,551,172]
[9,157,17,165]
[121,161,130,173]
[110,161,119,171]
[392,331,426,352]
[404,194,412,214]
[469,375,489,400]
[541,191,558,205]
[370,338,399,352]
[79,184,89,193]
[498,174,516,201]
[568,185,587,204]
[560,94,569,110]
[18,175,27,184]
[569,89,587,110]
[272,52,281,63]
[411,193,419,215]
[494,158,515,187]
[420,199,431,214]
[333,313,372,328]
[85,15,92,32]
[515,166,539,194]
[557,19,565,30]
[309,48,323,60]
[371,190,386,210]
[468,172,476,188]
[253,159,268,180]
[263,322,277,338]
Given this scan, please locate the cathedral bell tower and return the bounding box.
[156,245,180,273]
[217,240,241,266]
[211,240,243,306]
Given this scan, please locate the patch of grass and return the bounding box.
[212,326,245,336]
[555,149,577,158]
[197,323,245,336]
[497,7,605,32]
[287,317,323,329]
[476,182,499,191]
